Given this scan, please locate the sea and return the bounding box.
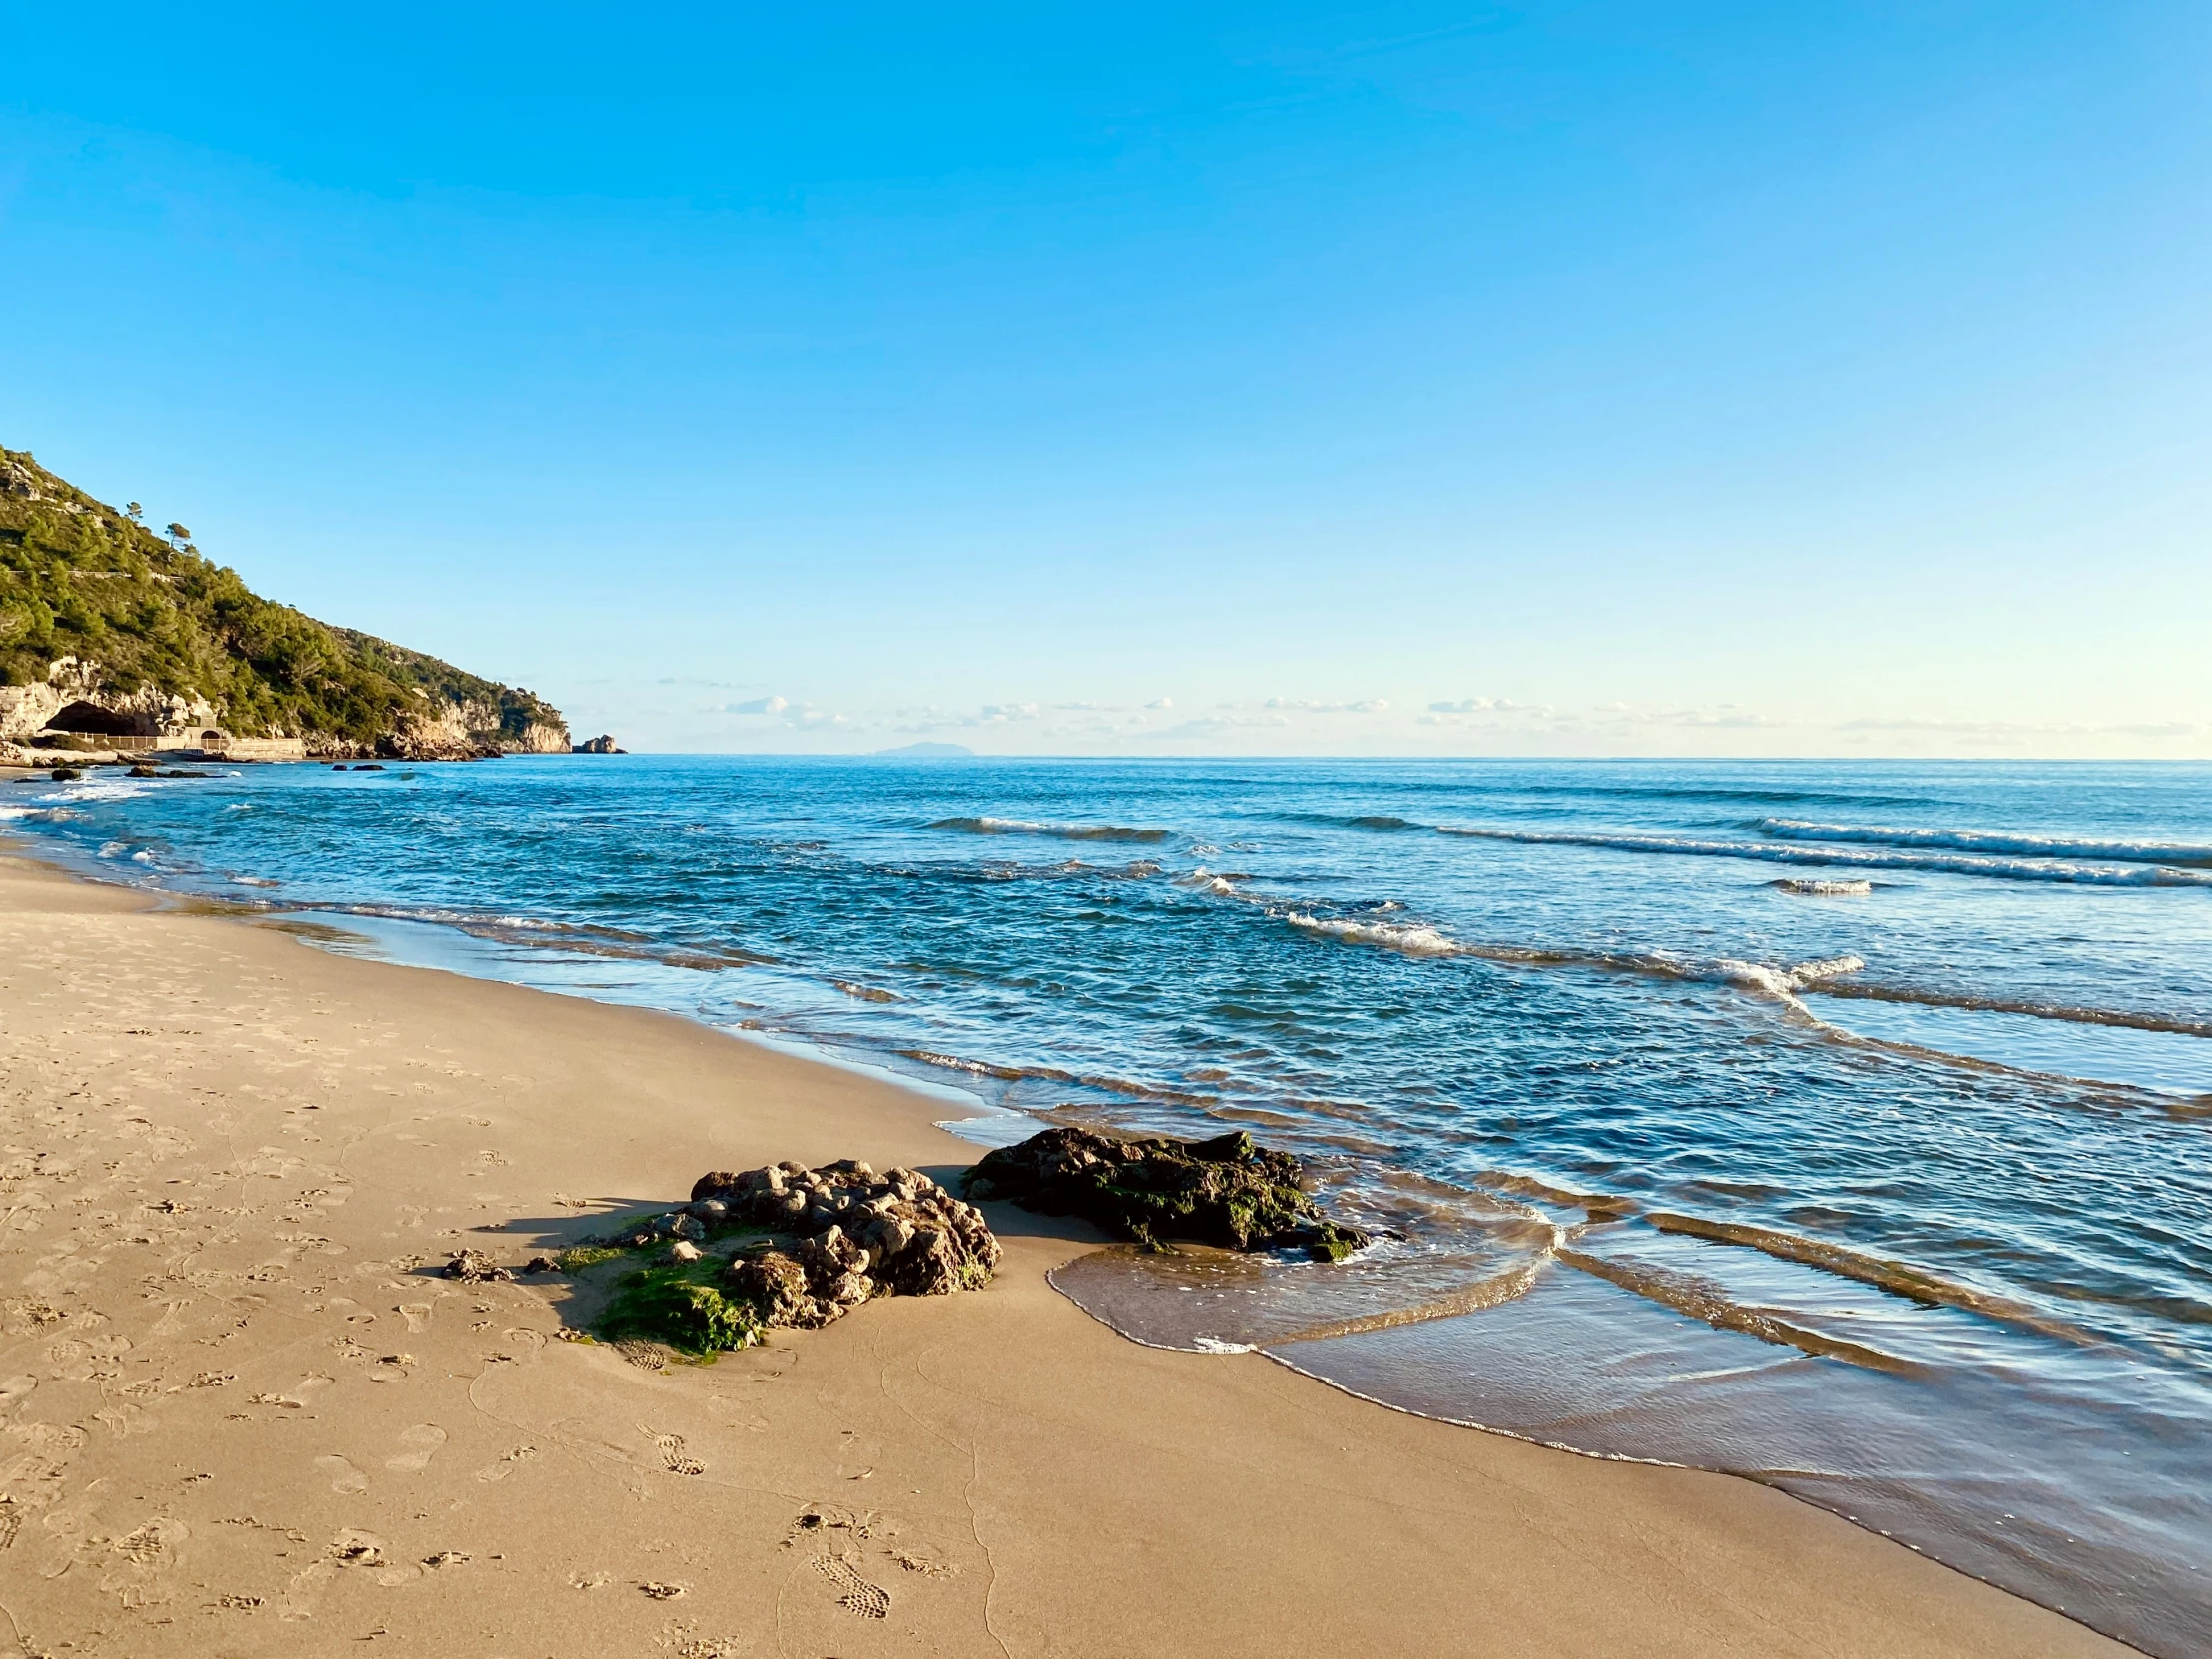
[4,754,2206,1654]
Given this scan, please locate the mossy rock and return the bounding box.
[594,1258,765,1358]
[558,1161,1002,1353]
[962,1127,1370,1261]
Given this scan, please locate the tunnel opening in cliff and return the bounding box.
[43,701,160,737]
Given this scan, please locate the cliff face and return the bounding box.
[0,448,568,760]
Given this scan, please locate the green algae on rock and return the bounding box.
[596,1258,765,1356]
[962,1126,1372,1261]
[540,1158,1003,1358]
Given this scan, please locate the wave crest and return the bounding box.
[929,816,1169,843]
[1284,913,1464,958]
[1761,819,2212,868]
[1436,824,2212,887]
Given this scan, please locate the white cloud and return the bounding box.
[726,695,789,716]
[1258,697,1389,714]
[1146,697,1173,709]
[1428,698,1495,715]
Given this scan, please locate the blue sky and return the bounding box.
[3,2,2207,755]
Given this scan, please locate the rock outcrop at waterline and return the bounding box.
[529,1160,1001,1356]
[964,1126,1372,1261]
[2,447,568,759]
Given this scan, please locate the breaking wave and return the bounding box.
[1436,824,2212,887]
[929,816,1169,844]
[1283,912,1465,958]
[1279,910,1868,1007]
[1775,877,1874,896]
[1760,819,2212,868]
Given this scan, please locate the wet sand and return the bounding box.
[0,841,2130,1657]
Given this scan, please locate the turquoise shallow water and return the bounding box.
[6,755,2208,1652]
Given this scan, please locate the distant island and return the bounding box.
[1,447,568,763]
[873,741,973,758]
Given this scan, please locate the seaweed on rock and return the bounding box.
[961,1127,1371,1262]
[544,1158,1002,1358]
[597,1258,765,1356]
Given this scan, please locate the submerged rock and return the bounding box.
[962,1127,1371,1262]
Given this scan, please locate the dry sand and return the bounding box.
[0,842,2130,1658]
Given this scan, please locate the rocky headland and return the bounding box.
[1,447,568,763]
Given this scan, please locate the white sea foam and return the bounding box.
[931,815,1168,843]
[1285,912,1464,958]
[1777,878,1874,896]
[1179,867,1263,900]
[49,779,153,804]
[1714,955,1866,1001]
[1435,824,2212,887]
[1761,819,2212,867]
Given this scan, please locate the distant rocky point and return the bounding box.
[572,734,625,754]
[1,447,569,765]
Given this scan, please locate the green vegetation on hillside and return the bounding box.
[0,447,563,746]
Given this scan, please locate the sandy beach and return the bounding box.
[0,839,2131,1659]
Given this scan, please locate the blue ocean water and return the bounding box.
[6,755,2208,1652]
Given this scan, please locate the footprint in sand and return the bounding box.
[474,1444,538,1483]
[643,1427,705,1476]
[98,1516,190,1609]
[396,1302,432,1333]
[811,1554,891,1620]
[384,1423,447,1473]
[314,1454,369,1495]
[282,1528,387,1620]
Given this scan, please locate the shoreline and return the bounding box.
[0,832,2136,1656]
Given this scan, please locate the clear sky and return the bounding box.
[4,2,2207,756]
